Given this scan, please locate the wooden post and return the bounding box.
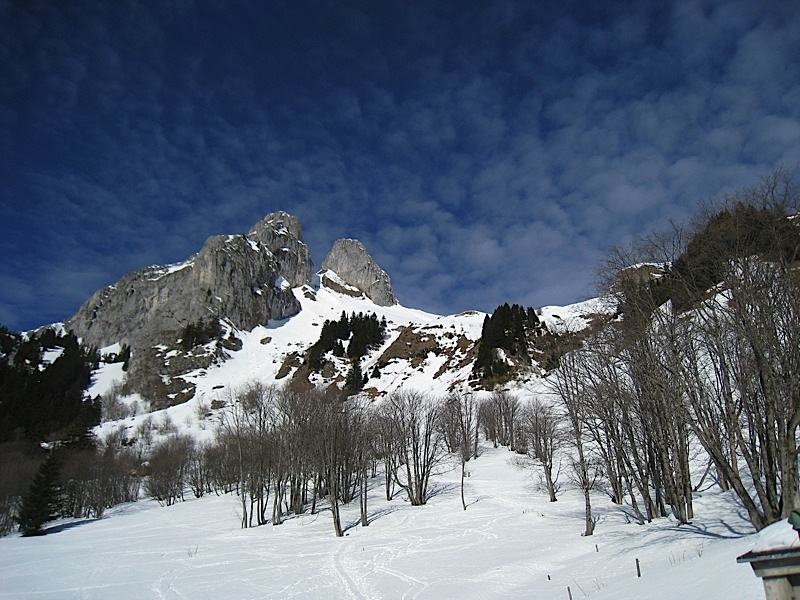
[636,558,641,578]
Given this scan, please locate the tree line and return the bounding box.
[5,380,489,537]
[132,383,575,535]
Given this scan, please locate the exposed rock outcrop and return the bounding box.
[65,212,313,401]
[247,212,312,288]
[321,239,397,306]
[67,211,311,350]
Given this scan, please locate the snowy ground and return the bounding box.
[0,444,766,599]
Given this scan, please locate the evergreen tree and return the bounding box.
[345,360,364,394]
[15,452,63,536]
[306,312,387,372]
[119,344,131,371]
[0,330,96,442]
[473,303,544,383]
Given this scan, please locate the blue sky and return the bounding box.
[1,0,799,331]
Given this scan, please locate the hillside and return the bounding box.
[0,277,772,600]
[88,279,608,445]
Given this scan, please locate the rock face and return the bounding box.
[66,211,313,353]
[321,239,397,306]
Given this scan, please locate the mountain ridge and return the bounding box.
[63,212,420,402]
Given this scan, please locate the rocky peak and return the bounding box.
[321,239,397,307]
[65,212,314,392]
[246,211,313,288]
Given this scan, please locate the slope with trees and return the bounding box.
[547,168,800,532]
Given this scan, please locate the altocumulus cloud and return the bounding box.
[0,0,798,330]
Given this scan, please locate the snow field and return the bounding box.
[0,444,764,599]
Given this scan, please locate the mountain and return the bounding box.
[64,212,605,410]
[66,211,311,350]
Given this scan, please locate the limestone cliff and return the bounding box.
[67,211,311,351]
[320,239,397,307]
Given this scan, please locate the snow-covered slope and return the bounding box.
[89,279,613,447]
[192,282,485,399]
[0,443,763,599]
[89,280,485,442]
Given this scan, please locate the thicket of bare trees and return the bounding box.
[0,437,143,536]
[545,170,800,532]
[61,445,142,518]
[480,391,520,451]
[162,384,459,536]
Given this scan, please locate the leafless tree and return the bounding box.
[493,390,520,450]
[547,348,595,535]
[143,434,193,507]
[216,382,281,527]
[380,390,446,506]
[442,392,478,510]
[519,398,563,502]
[186,441,213,499]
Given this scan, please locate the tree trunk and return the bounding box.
[360,466,369,527]
[461,459,467,510]
[331,470,343,537]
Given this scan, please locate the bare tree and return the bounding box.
[519,398,563,502]
[547,349,595,535]
[217,382,281,527]
[144,434,193,507]
[380,391,446,506]
[442,392,478,510]
[491,391,520,450]
[185,441,212,499]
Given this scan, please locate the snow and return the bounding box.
[751,519,800,553]
[87,361,125,398]
[147,259,194,281]
[77,282,612,471]
[40,347,64,368]
[174,283,486,408]
[0,445,764,599]
[100,342,123,356]
[538,297,612,333]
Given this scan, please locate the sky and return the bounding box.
[1,0,799,331]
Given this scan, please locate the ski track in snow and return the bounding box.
[331,539,369,600]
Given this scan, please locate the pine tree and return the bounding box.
[15,452,63,536]
[345,360,364,394]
